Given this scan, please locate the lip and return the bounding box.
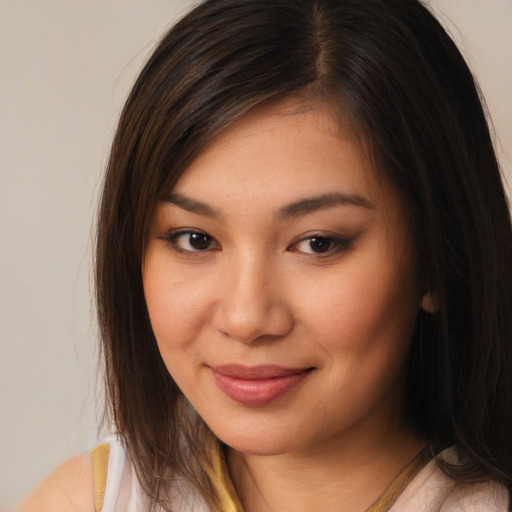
[210,364,314,406]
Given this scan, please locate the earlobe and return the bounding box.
[420,291,438,313]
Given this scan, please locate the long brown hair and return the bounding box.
[96,0,512,508]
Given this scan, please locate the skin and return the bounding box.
[17,455,93,512]
[20,99,431,511]
[143,99,429,511]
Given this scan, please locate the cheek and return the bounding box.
[295,251,419,362]
[298,261,418,425]
[143,271,214,397]
[142,253,212,356]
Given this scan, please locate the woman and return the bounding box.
[20,0,512,510]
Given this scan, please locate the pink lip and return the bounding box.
[210,365,314,406]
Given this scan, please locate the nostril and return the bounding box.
[211,264,294,342]
[213,299,294,344]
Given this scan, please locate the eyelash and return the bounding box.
[160,230,220,253]
[288,234,355,255]
[159,230,355,256]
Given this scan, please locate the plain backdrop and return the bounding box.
[0,1,510,510]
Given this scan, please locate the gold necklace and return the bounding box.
[208,444,430,512]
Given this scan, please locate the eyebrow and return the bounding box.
[163,191,374,220]
[276,192,375,220]
[164,193,222,218]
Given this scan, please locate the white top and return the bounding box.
[97,437,510,511]
[98,436,210,512]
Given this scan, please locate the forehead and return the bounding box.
[172,99,399,217]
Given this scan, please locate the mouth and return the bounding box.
[209,364,315,407]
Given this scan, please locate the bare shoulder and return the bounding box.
[17,454,94,512]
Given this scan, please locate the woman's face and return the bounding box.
[143,100,423,457]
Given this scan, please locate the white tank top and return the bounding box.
[94,436,509,511]
[95,436,210,512]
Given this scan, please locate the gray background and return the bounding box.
[1,1,510,510]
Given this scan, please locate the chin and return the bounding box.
[225,441,294,457]
[212,427,305,457]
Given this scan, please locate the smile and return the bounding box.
[210,365,315,407]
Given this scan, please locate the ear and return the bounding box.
[420,291,438,313]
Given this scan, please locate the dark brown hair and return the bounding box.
[96,0,512,508]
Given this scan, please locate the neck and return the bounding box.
[227,423,425,512]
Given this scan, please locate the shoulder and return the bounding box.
[443,480,510,512]
[392,450,510,512]
[438,449,510,511]
[17,454,94,512]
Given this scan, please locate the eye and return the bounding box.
[164,230,220,253]
[289,235,353,255]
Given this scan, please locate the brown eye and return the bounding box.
[188,232,212,250]
[166,230,220,252]
[289,234,354,255]
[307,237,333,253]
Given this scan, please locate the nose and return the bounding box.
[212,252,294,344]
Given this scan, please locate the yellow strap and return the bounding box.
[205,442,244,512]
[90,442,110,512]
[366,448,430,512]
[89,439,425,512]
[206,442,428,512]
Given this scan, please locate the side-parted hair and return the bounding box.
[95,0,512,508]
